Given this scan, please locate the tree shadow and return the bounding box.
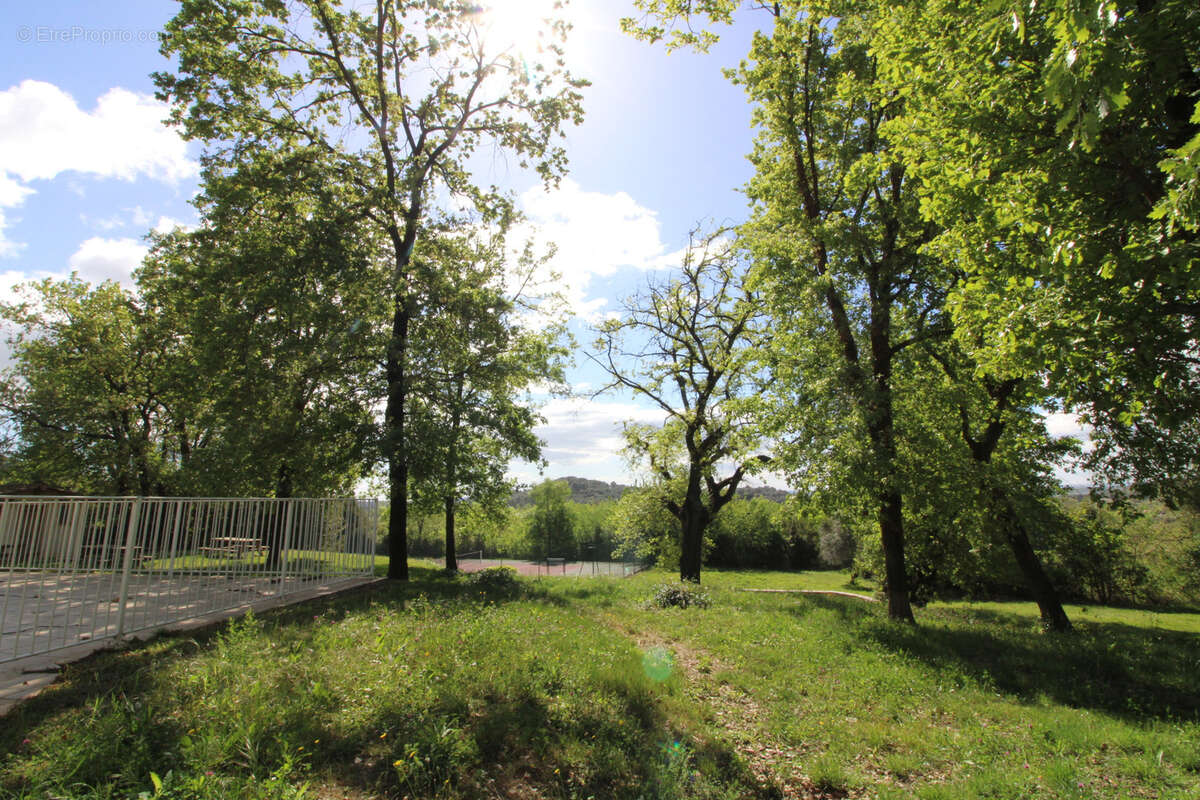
[786,592,882,626]
[859,605,1200,722]
[0,568,453,746]
[2,564,774,799]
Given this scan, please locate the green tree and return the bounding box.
[138,147,386,502]
[592,229,768,583]
[610,484,680,567]
[407,228,569,571]
[0,278,178,495]
[650,1,948,619]
[527,479,576,560]
[892,352,1077,624]
[626,0,1082,623]
[706,496,792,569]
[156,0,586,580]
[936,357,1074,628]
[874,0,1200,506]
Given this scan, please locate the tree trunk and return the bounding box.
[177,420,191,465]
[1007,524,1074,632]
[385,294,410,581]
[961,400,1073,631]
[679,470,705,583]
[679,511,703,583]
[868,310,915,623]
[879,489,915,622]
[991,484,1073,631]
[444,495,457,572]
[267,463,292,571]
[443,384,463,573]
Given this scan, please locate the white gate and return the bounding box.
[0,496,377,663]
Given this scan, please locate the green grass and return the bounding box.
[139,549,371,575]
[2,567,1198,799]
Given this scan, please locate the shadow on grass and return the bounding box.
[787,592,883,626]
[859,604,1200,723]
[314,684,775,799]
[2,566,775,799]
[0,567,451,752]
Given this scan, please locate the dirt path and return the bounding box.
[595,612,849,800]
[739,589,878,603]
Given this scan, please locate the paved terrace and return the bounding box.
[0,575,381,715]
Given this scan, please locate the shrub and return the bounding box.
[1043,503,1150,605]
[467,566,521,595]
[818,518,857,568]
[649,582,712,610]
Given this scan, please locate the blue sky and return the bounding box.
[0,1,1087,489]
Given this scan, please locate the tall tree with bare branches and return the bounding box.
[155,0,585,578]
[592,230,768,583]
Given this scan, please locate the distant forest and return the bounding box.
[508,477,790,506]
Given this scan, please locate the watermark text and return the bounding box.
[16,26,162,45]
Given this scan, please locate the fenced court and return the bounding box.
[0,496,376,663]
[455,552,647,578]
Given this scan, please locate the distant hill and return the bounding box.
[510,477,790,506]
[739,485,792,503]
[510,476,630,506]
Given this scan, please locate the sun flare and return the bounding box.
[470,0,570,61]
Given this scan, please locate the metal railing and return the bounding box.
[0,496,377,663]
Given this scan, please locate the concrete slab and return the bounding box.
[0,576,383,717]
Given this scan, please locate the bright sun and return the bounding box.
[471,0,570,61]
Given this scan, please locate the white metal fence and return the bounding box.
[0,496,377,663]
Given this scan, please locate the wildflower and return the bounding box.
[393,759,403,767]
[380,732,388,739]
[205,771,214,777]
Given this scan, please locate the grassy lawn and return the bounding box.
[2,568,1197,799]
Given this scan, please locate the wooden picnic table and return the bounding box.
[210,537,266,556]
[79,544,145,568]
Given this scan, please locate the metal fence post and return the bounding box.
[280,499,295,588]
[114,497,143,638]
[166,499,183,582]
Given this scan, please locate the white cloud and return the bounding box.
[153,215,189,234]
[131,206,154,228]
[79,212,127,231]
[0,175,34,257]
[532,396,665,469]
[67,237,148,286]
[0,174,33,208]
[1043,411,1094,487]
[0,80,198,253]
[513,178,679,320]
[0,80,196,184]
[1044,412,1088,440]
[78,207,191,236]
[0,269,48,306]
